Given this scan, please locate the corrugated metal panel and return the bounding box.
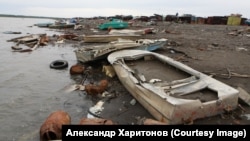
[227,16,241,25]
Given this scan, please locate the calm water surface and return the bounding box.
[0,17,93,140]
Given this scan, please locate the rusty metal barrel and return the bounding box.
[40,110,71,141]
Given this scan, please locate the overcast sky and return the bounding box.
[0,0,249,18]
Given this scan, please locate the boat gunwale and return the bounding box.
[75,39,167,63]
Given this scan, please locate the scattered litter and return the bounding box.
[130,99,136,105]
[74,24,84,30]
[146,20,157,26]
[170,50,176,54]
[101,91,110,97]
[165,30,181,34]
[211,43,219,47]
[236,47,248,52]
[241,114,250,120]
[102,65,116,78]
[87,100,105,118]
[101,91,116,100]
[149,79,162,84]
[55,39,64,44]
[204,68,250,79]
[90,28,99,32]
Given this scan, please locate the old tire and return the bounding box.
[50,60,68,69]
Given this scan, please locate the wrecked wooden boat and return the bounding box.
[83,34,141,43]
[74,38,167,63]
[107,49,239,125]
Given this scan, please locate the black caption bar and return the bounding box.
[62,125,250,141]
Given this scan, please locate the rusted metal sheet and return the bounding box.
[206,16,227,25]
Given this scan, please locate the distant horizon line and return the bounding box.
[0,13,247,19]
[0,14,62,19]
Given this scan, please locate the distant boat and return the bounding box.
[99,19,128,30]
[34,22,54,27]
[3,31,21,34]
[74,38,167,63]
[107,49,239,124]
[48,23,75,29]
[83,34,141,43]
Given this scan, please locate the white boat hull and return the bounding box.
[75,38,167,63]
[108,50,239,124]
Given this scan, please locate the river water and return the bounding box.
[0,17,94,140]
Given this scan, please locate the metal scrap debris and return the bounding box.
[227,28,250,36]
[203,68,250,79]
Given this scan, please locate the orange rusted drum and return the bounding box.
[40,110,71,141]
[79,117,115,125]
[69,64,85,75]
[144,28,153,34]
[85,79,108,95]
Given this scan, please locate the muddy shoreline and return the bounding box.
[48,20,250,125]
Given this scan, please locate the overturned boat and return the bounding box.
[74,38,167,63]
[107,49,239,125]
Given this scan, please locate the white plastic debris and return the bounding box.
[87,100,104,118]
[130,99,137,105]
